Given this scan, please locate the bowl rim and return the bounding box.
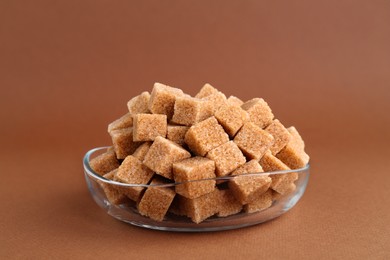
[83,146,310,188]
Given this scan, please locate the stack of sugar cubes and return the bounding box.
[89,83,310,223]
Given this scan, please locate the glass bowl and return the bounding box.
[83,147,310,232]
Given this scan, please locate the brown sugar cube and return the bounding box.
[173,157,216,199]
[260,151,298,195]
[110,127,140,159]
[241,98,274,129]
[206,141,246,177]
[171,96,213,126]
[107,113,133,133]
[234,122,274,160]
[143,136,191,179]
[127,91,151,114]
[114,155,154,201]
[167,125,189,145]
[133,113,167,142]
[288,126,305,150]
[148,82,184,120]
[228,160,271,204]
[276,126,310,169]
[272,183,296,201]
[185,116,229,156]
[215,104,249,137]
[244,189,273,213]
[179,188,220,223]
[100,170,128,205]
[227,95,244,107]
[217,189,242,217]
[265,119,291,155]
[195,83,219,98]
[132,142,152,161]
[202,91,227,114]
[89,149,120,175]
[137,178,176,222]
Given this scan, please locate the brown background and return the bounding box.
[1,0,389,259]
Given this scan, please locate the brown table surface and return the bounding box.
[1,0,389,259]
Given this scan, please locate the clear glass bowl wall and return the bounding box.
[84,147,310,232]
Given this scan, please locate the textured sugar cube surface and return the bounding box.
[217,189,243,217]
[276,126,310,169]
[202,91,227,114]
[173,157,216,199]
[227,95,244,107]
[195,83,219,98]
[215,104,249,137]
[107,113,133,133]
[229,160,271,204]
[244,189,273,213]
[185,116,229,156]
[143,136,191,179]
[171,96,213,126]
[137,178,176,222]
[167,125,189,145]
[178,188,220,223]
[206,141,246,177]
[133,113,167,142]
[148,83,184,120]
[99,170,128,205]
[265,119,291,155]
[89,148,120,175]
[234,122,274,160]
[260,151,298,195]
[272,183,297,200]
[114,155,154,201]
[132,142,152,161]
[110,127,140,159]
[127,91,151,114]
[241,98,274,129]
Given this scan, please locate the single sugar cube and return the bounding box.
[195,83,219,98]
[132,142,152,161]
[265,119,291,155]
[107,113,133,133]
[167,125,189,145]
[202,91,227,114]
[241,98,274,129]
[276,126,310,169]
[99,170,128,205]
[148,82,184,120]
[234,122,274,160]
[272,183,296,200]
[215,104,249,137]
[110,127,140,159]
[244,189,273,213]
[178,188,220,223]
[206,141,246,177]
[217,189,242,217]
[137,178,176,222]
[127,91,151,114]
[89,148,120,175]
[143,136,191,179]
[228,160,271,204]
[133,113,167,142]
[173,157,216,199]
[260,151,298,195]
[114,155,154,201]
[185,116,229,156]
[227,95,244,107]
[171,96,213,126]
